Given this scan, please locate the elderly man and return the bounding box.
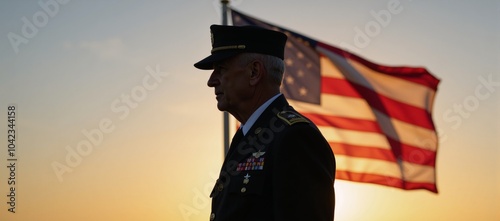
[194,25,336,221]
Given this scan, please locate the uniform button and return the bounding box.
[217,183,223,191]
[241,187,247,193]
[210,213,215,220]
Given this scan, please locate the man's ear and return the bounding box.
[249,60,265,86]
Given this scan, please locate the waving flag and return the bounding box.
[231,9,440,193]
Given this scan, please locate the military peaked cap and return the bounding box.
[194,24,287,70]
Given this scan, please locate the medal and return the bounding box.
[243,173,251,184]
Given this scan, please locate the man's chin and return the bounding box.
[216,103,227,112]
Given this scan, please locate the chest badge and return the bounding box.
[252,150,266,158]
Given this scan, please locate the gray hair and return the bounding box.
[239,53,285,86]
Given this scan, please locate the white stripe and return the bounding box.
[317,46,436,111]
[336,155,436,183]
[403,161,436,183]
[318,126,390,150]
[336,155,401,178]
[290,94,375,120]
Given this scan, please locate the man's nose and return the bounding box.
[207,71,219,87]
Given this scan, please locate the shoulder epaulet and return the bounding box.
[277,111,310,125]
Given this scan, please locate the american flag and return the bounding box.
[231,9,440,193]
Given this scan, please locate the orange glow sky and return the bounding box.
[0,1,499,220]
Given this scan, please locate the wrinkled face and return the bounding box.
[207,54,252,113]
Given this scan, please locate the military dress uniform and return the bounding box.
[194,25,336,221]
[209,95,335,221]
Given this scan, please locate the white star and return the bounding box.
[297,51,304,59]
[297,70,304,77]
[286,76,294,84]
[285,58,294,66]
[299,87,308,96]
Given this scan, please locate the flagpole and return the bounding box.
[221,0,229,26]
[221,0,230,155]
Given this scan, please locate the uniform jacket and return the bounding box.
[210,95,336,221]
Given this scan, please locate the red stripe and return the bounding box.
[330,141,436,167]
[302,113,382,133]
[331,142,396,162]
[317,42,440,90]
[321,76,436,130]
[336,170,438,193]
[387,137,437,166]
[321,77,361,97]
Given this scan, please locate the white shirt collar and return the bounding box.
[240,93,281,136]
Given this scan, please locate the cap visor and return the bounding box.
[194,51,240,70]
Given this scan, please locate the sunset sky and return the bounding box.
[0,1,499,221]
